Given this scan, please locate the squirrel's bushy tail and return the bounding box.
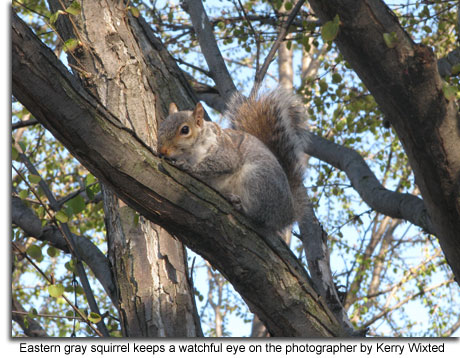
[225,88,308,218]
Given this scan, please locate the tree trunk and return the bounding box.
[308,0,460,283]
[45,1,202,337]
[12,11,351,337]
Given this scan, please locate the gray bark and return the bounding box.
[12,12,350,337]
[307,0,460,283]
[46,0,202,337]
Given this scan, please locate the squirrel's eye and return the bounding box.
[180,125,190,135]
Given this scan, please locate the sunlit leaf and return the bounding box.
[129,6,140,18]
[383,32,398,48]
[442,84,457,101]
[321,15,340,42]
[19,190,28,200]
[48,284,65,298]
[63,38,80,52]
[28,174,42,184]
[67,195,86,215]
[88,312,102,324]
[55,210,69,223]
[27,244,43,261]
[65,1,81,16]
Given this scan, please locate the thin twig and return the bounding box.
[12,310,85,321]
[12,242,103,337]
[236,0,260,73]
[12,118,39,130]
[12,163,109,336]
[251,0,306,96]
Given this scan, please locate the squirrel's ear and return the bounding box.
[193,102,204,127]
[169,103,178,115]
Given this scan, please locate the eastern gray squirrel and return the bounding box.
[157,88,307,233]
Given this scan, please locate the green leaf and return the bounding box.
[19,190,28,200]
[321,15,340,42]
[65,259,77,273]
[28,174,42,184]
[129,6,140,18]
[65,1,81,16]
[12,146,19,161]
[48,284,65,298]
[19,141,27,152]
[36,206,45,218]
[28,308,38,318]
[63,38,80,52]
[422,25,432,34]
[442,84,457,101]
[88,312,102,324]
[47,246,59,258]
[49,10,64,25]
[67,195,86,215]
[451,64,460,75]
[55,210,69,223]
[85,174,96,185]
[383,32,398,48]
[284,1,293,11]
[332,73,342,84]
[319,79,328,94]
[27,244,43,261]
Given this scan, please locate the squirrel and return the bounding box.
[157,88,307,233]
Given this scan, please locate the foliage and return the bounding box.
[12,0,460,337]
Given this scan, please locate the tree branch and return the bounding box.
[12,118,39,130]
[307,0,460,283]
[437,47,460,78]
[14,146,110,336]
[251,0,306,95]
[12,196,117,305]
[12,296,48,337]
[12,10,351,337]
[301,130,435,235]
[183,0,237,99]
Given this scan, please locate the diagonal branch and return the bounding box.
[183,0,237,99]
[12,10,352,337]
[307,0,460,283]
[12,296,48,337]
[251,0,306,95]
[12,196,117,305]
[13,148,110,336]
[437,47,460,78]
[300,130,435,235]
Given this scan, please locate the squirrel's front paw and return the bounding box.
[227,194,243,211]
[174,159,191,171]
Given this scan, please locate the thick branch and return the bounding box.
[12,196,117,305]
[183,0,237,99]
[301,130,435,235]
[437,48,460,78]
[12,11,349,337]
[307,0,460,282]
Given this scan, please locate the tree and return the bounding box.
[12,0,459,337]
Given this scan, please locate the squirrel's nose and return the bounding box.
[159,146,169,157]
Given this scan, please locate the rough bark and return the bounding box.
[12,12,350,337]
[308,0,460,283]
[46,0,202,337]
